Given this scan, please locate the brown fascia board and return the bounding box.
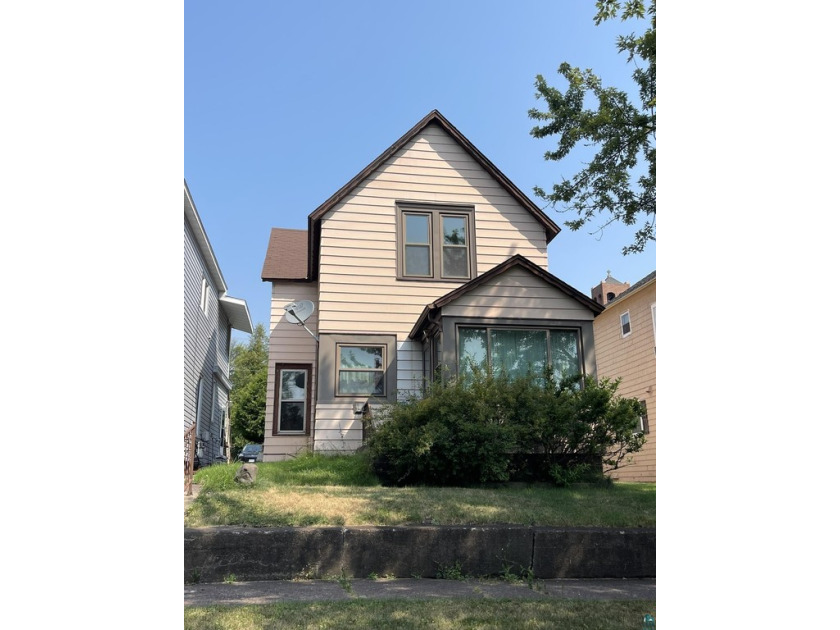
[305,110,561,280]
[408,254,604,339]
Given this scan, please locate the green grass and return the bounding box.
[187,452,654,528]
[184,599,655,629]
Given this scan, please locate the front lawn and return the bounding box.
[185,599,655,630]
[185,453,654,528]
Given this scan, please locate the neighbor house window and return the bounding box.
[200,278,210,316]
[337,345,386,396]
[651,303,656,347]
[273,364,311,434]
[620,311,631,337]
[397,204,475,280]
[636,400,649,434]
[458,327,582,383]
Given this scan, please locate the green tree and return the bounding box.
[529,0,655,254]
[229,322,269,451]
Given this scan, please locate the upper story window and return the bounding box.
[397,203,475,281]
[620,310,631,337]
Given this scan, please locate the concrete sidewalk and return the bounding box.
[184,577,655,607]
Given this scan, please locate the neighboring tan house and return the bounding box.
[184,180,253,467]
[260,110,605,460]
[592,271,656,482]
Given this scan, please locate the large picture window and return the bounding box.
[273,364,311,434]
[458,326,582,383]
[337,345,386,396]
[397,204,475,280]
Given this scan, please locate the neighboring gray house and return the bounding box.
[184,180,253,466]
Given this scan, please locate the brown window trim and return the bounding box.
[272,363,312,435]
[396,202,476,281]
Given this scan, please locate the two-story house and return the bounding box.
[592,271,656,482]
[185,180,253,467]
[260,110,604,460]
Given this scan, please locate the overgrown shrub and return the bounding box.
[366,367,645,487]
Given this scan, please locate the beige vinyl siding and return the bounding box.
[317,126,549,336]
[397,340,424,400]
[593,280,656,483]
[442,267,595,322]
[263,281,319,461]
[313,403,364,453]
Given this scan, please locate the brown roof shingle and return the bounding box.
[261,228,309,281]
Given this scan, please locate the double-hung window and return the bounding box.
[337,345,386,396]
[398,204,474,280]
[620,311,631,337]
[273,364,310,434]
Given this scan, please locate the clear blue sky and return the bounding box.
[186,0,656,343]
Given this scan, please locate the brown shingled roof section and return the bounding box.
[261,228,309,281]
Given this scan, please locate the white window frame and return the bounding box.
[200,278,210,317]
[620,310,631,338]
[336,344,387,397]
[650,303,656,346]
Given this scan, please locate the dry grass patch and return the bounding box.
[185,483,655,528]
[185,454,654,528]
[185,599,656,630]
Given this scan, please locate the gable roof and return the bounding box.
[303,109,561,281]
[261,228,309,281]
[409,254,603,339]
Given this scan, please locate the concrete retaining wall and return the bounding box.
[185,526,655,583]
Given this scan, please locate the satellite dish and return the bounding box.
[282,300,319,342]
[283,300,314,324]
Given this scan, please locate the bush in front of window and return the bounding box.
[365,367,645,487]
[366,367,518,486]
[511,372,646,486]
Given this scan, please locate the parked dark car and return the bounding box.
[238,444,263,463]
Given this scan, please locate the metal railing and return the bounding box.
[184,424,197,496]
